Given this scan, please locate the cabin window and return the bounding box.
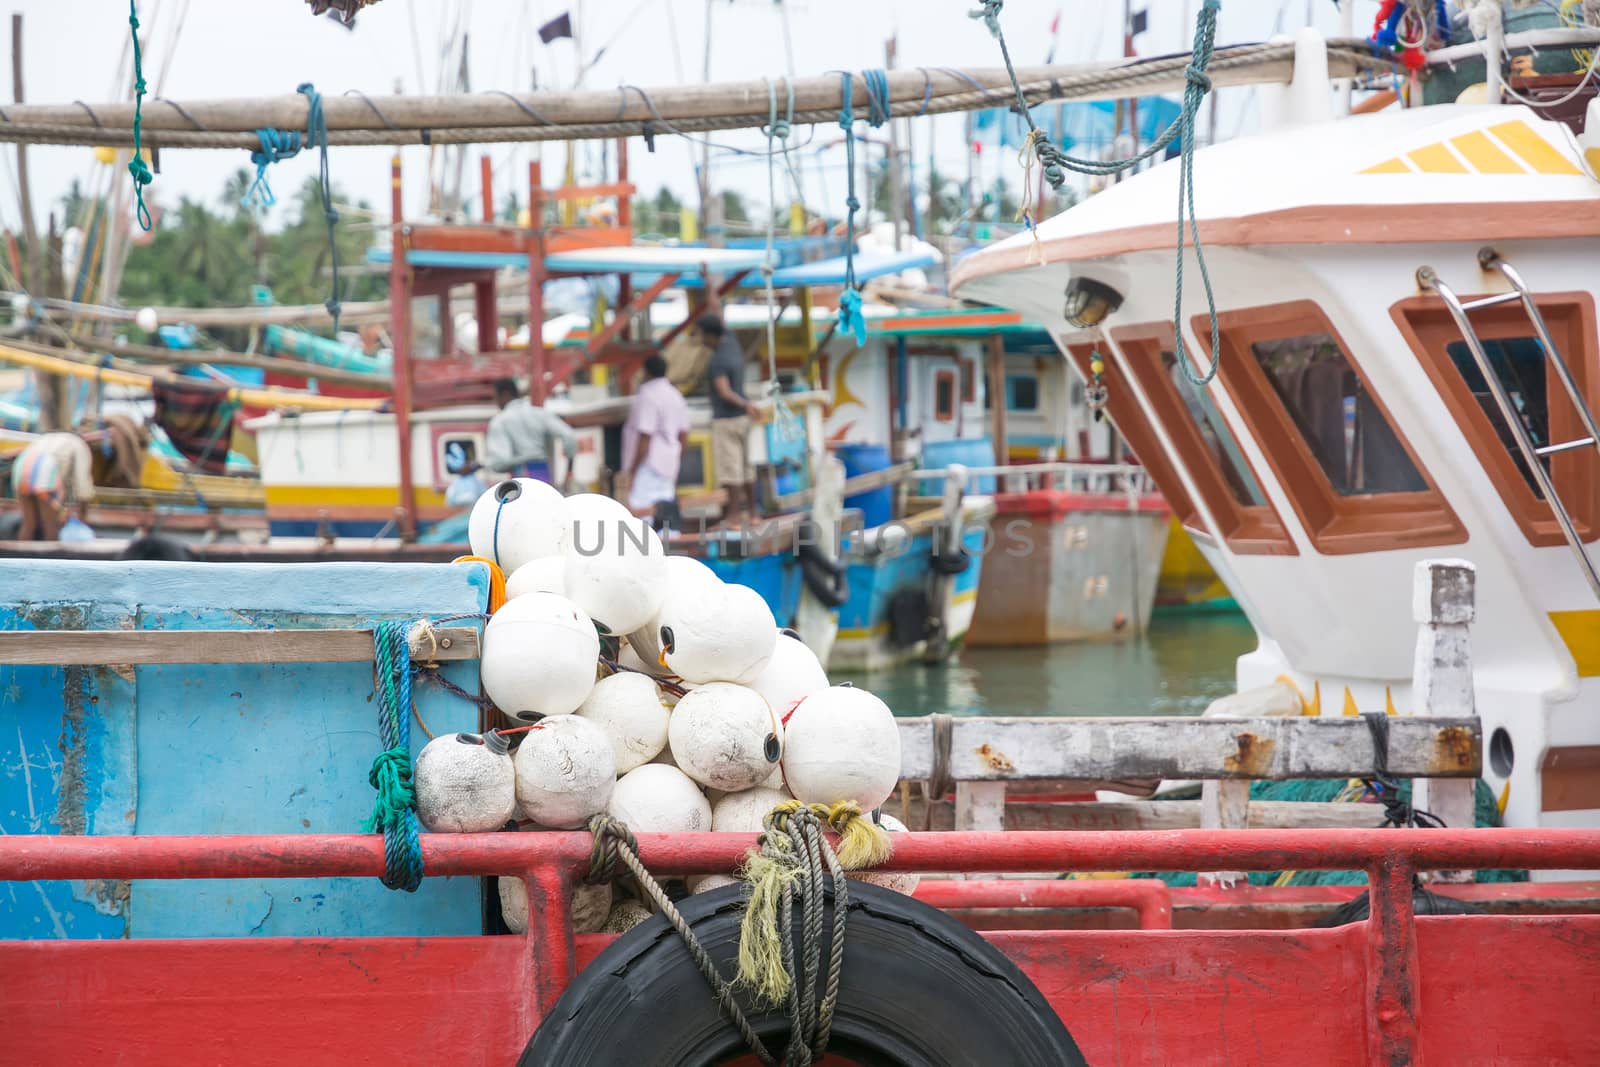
[934,371,957,422]
[678,434,708,487]
[960,359,976,402]
[1202,301,1465,555]
[1162,350,1268,507]
[1248,333,1427,496]
[1006,374,1039,412]
[1393,294,1598,546]
[1107,328,1295,555]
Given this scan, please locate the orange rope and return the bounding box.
[453,554,508,614]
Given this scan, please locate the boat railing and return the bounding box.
[911,461,1156,499]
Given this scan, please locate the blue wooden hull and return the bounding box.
[0,560,490,940]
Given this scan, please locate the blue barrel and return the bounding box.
[835,442,894,529]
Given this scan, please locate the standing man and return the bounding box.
[10,432,95,541]
[691,313,759,524]
[484,377,577,489]
[621,354,691,517]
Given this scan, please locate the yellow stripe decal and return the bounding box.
[1360,157,1411,175]
[1585,146,1600,180]
[1449,130,1525,174]
[264,484,447,508]
[1489,121,1583,176]
[1550,610,1600,677]
[1407,143,1469,174]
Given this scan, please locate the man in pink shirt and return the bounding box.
[621,354,691,516]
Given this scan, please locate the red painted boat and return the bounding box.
[5,827,1600,1065]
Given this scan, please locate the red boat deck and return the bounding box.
[4,828,1599,1066]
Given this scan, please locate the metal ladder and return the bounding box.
[1417,247,1600,601]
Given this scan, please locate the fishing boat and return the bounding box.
[951,26,1600,834]
[5,5,1600,1063]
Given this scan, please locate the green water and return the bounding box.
[837,610,1259,718]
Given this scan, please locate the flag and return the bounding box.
[538,12,573,43]
[1045,10,1062,63]
[1129,9,1148,37]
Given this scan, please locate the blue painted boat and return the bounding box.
[0,559,491,939]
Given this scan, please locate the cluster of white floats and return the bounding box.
[411,479,911,934]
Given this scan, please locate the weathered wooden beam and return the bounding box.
[895,715,1481,782]
[895,798,1401,832]
[0,47,1388,141]
[1411,559,1480,880]
[0,627,480,666]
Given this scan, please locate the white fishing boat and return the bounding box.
[953,28,1600,834]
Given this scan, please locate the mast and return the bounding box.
[886,37,904,252]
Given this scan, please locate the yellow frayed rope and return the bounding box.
[736,799,892,1009]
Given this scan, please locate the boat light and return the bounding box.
[1063,277,1124,329]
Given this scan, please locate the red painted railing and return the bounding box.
[4,828,1600,1066]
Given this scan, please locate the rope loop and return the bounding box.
[298,82,344,333]
[125,0,154,231]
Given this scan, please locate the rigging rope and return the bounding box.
[126,0,154,231]
[970,0,1224,386]
[833,71,890,347]
[365,619,424,892]
[299,83,344,335]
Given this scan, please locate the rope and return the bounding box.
[587,816,779,1066]
[365,619,424,892]
[125,0,154,231]
[971,0,1224,386]
[834,71,890,348]
[1362,712,1445,830]
[298,83,343,334]
[737,800,891,1066]
[243,129,304,210]
[451,553,508,613]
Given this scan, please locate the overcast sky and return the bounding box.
[2,0,1361,240]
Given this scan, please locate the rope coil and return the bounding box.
[366,619,424,892]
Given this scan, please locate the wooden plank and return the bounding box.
[897,798,1397,832]
[1409,560,1479,856]
[0,627,480,666]
[895,715,1480,781]
[955,782,1007,832]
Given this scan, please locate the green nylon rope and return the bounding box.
[970,0,1222,386]
[366,619,424,892]
[126,0,154,231]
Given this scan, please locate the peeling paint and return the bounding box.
[975,743,1015,773]
[1223,733,1276,777]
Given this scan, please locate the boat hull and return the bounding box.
[969,490,1170,646]
[829,523,988,671]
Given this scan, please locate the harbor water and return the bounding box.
[838,610,1257,718]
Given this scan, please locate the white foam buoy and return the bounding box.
[481,592,600,719]
[668,682,783,792]
[710,786,793,833]
[850,812,918,895]
[627,555,720,668]
[688,876,736,895]
[135,306,159,332]
[660,583,777,684]
[512,715,616,828]
[505,555,568,600]
[747,632,830,716]
[577,672,671,774]
[607,764,713,832]
[602,899,654,933]
[564,494,668,635]
[781,685,901,811]
[468,478,571,576]
[413,730,517,833]
[498,877,612,934]
[618,639,669,678]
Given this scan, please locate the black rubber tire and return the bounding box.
[521,881,1085,1067]
[1314,884,1483,927]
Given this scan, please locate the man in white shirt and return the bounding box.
[484,378,577,489]
[621,355,691,514]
